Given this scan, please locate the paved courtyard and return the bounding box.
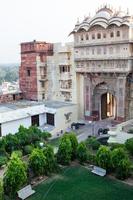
[76,119,112,142]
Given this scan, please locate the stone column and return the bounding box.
[116,76,126,122]
[84,75,92,120]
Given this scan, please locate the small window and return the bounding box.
[31,115,39,126]
[110,32,114,38]
[41,81,45,88]
[86,34,89,40]
[27,69,31,76]
[46,113,54,126]
[81,34,84,41]
[117,31,120,37]
[103,33,106,38]
[42,93,45,99]
[97,33,101,39]
[92,34,95,39]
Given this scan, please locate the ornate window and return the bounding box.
[103,33,106,38]
[110,32,114,38]
[97,33,101,39]
[117,31,120,37]
[92,34,95,39]
[80,34,84,41]
[86,33,89,40]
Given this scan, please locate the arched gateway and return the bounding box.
[92,82,116,120]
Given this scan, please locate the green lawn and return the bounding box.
[28,166,133,200]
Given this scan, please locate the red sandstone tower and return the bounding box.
[19,40,53,101]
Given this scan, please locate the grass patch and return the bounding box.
[28,166,133,200]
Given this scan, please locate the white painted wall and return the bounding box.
[1,113,47,136]
[2,117,31,136]
[39,113,46,126]
[51,104,78,135]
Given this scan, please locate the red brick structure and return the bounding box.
[19,40,53,100]
[0,92,23,103]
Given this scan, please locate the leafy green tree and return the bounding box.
[3,152,27,198]
[96,146,111,170]
[77,142,88,163]
[57,134,72,165]
[125,138,133,155]
[115,159,131,180]
[16,125,29,147]
[68,133,78,160]
[0,179,3,200]
[3,134,19,153]
[29,148,46,176]
[43,145,56,174]
[111,147,128,169]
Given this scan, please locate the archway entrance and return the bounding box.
[101,93,116,119]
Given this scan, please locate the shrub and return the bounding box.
[109,143,125,150]
[29,148,46,176]
[111,147,128,169]
[23,145,34,155]
[0,156,8,167]
[87,152,96,165]
[43,145,57,174]
[68,133,78,160]
[0,179,3,200]
[77,142,88,164]
[115,159,131,180]
[96,146,111,170]
[12,150,23,158]
[3,152,27,198]
[3,134,19,153]
[125,138,133,155]
[86,136,100,150]
[57,134,72,165]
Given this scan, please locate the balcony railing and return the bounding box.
[76,65,132,73]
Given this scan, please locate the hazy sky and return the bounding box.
[0,0,133,63]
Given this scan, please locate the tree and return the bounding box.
[43,145,56,174]
[57,134,72,165]
[115,159,131,180]
[3,134,19,153]
[77,142,88,163]
[3,152,27,198]
[0,179,3,200]
[125,138,133,155]
[111,147,128,169]
[68,133,78,160]
[16,125,29,147]
[29,148,46,176]
[96,146,111,170]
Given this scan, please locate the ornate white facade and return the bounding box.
[71,6,133,121]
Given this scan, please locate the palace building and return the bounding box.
[71,5,133,122]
